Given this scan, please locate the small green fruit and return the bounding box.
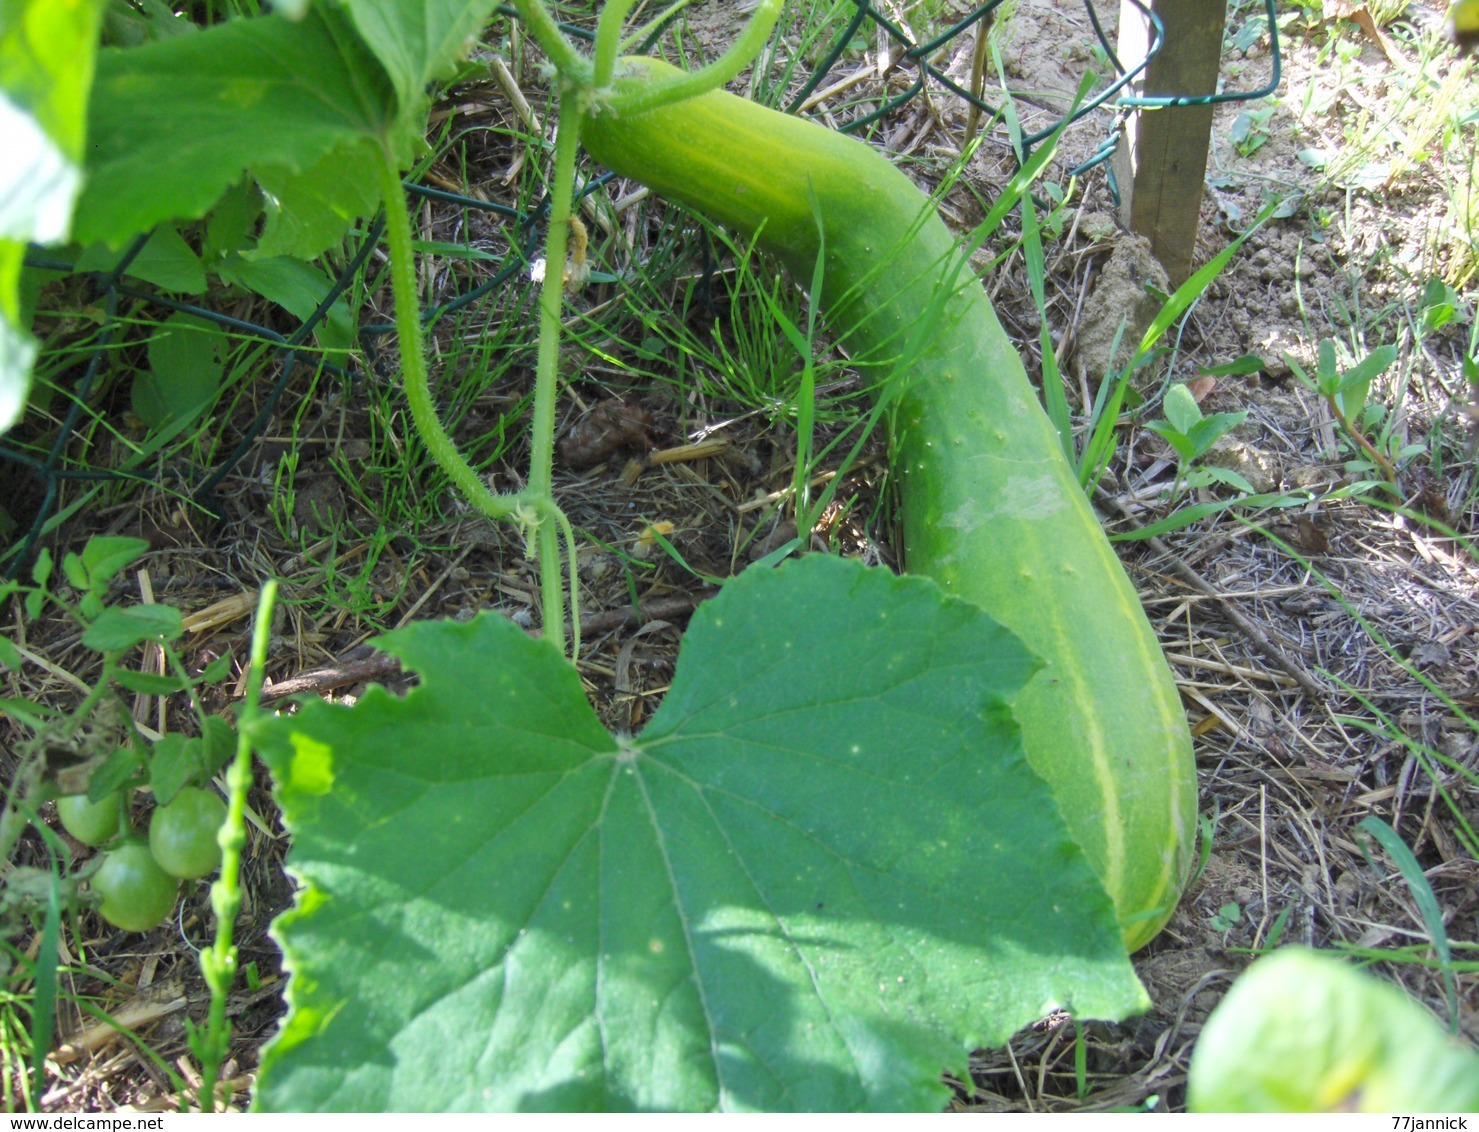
[149,786,227,879]
[57,792,121,847]
[92,842,179,932]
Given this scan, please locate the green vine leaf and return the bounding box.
[76,223,206,293]
[250,143,383,263]
[76,4,398,250]
[76,0,503,258]
[131,311,227,430]
[216,254,357,359]
[149,716,236,806]
[255,556,1147,1111]
[337,0,500,126]
[81,604,182,651]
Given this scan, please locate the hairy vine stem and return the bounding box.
[593,0,639,86]
[602,0,784,115]
[195,579,276,1111]
[526,97,586,657]
[375,155,523,529]
[376,145,582,653]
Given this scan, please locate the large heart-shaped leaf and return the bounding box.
[254,555,1147,1111]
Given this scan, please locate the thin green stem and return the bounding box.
[375,154,524,525]
[378,73,584,659]
[2,604,118,854]
[528,102,583,500]
[1327,394,1400,487]
[556,504,581,658]
[603,0,783,116]
[536,509,565,655]
[166,644,211,737]
[58,676,110,741]
[195,579,276,1112]
[619,0,693,53]
[0,757,43,888]
[794,356,816,530]
[594,0,639,86]
[525,95,587,656]
[794,196,826,534]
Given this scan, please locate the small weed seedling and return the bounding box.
[1228,101,1277,158]
[1284,337,1403,486]
[1145,381,1251,499]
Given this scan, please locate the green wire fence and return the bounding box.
[2,0,1282,578]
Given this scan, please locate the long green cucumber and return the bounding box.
[584,58,1196,950]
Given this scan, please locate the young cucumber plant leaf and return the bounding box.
[216,255,356,360]
[253,555,1149,1112]
[75,223,206,293]
[251,152,383,264]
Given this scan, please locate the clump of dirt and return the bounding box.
[1072,234,1171,381]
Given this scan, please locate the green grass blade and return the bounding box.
[27,860,62,1111]
[1108,490,1315,540]
[1074,1019,1089,1099]
[1189,801,1219,888]
[1017,180,1072,463]
[1260,905,1292,951]
[1135,199,1283,359]
[1356,815,1459,1032]
[993,70,1076,463]
[1334,687,1478,857]
[1078,357,1134,490]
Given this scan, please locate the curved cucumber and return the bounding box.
[584,58,1196,950]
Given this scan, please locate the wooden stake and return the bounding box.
[1112,0,1229,285]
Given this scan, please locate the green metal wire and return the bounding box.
[790,0,1281,165]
